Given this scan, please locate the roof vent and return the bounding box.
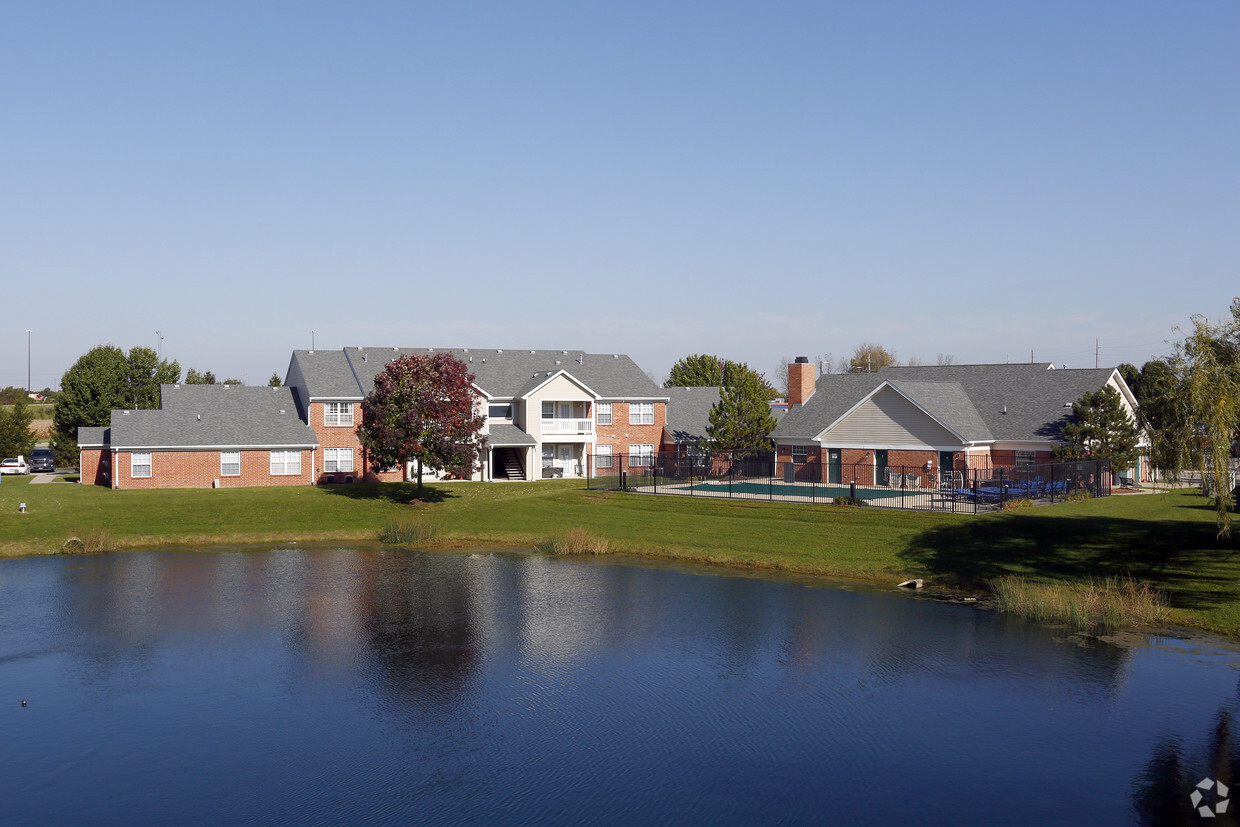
[1001,406,1007,414]
[530,350,535,354]
[555,360,561,365]
[795,356,809,364]
[279,409,285,414]
[562,350,568,354]
[197,414,201,421]
[612,354,618,359]
[497,349,502,353]
[223,384,229,389]
[122,410,130,415]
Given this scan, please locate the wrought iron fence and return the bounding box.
[586,451,1111,513]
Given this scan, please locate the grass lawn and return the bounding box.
[2,477,1238,634]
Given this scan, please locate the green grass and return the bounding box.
[1,477,1237,634]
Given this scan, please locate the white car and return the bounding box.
[0,456,30,475]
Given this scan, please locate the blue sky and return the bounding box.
[3,1,1236,391]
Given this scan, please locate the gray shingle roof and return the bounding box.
[663,386,721,444]
[293,347,666,401]
[107,385,318,449]
[773,363,1122,445]
[486,423,537,447]
[77,426,109,447]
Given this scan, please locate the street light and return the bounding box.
[25,329,31,393]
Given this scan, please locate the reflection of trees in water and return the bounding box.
[1133,706,1240,826]
[362,554,478,712]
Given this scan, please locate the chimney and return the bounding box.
[788,356,815,406]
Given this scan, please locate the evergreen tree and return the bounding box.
[1053,386,1141,474]
[705,365,778,452]
[268,373,282,388]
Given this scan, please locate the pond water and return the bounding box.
[3,546,1239,825]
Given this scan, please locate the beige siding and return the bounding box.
[822,387,960,447]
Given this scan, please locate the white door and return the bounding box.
[557,444,574,475]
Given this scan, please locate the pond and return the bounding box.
[3,546,1238,825]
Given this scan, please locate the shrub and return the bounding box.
[538,528,609,555]
[1064,491,1093,502]
[991,574,1168,632]
[379,518,441,545]
[1001,498,1033,510]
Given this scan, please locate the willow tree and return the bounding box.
[1173,299,1240,537]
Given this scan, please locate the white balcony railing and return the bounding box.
[541,418,594,435]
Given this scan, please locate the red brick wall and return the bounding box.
[595,401,667,461]
[80,448,108,487]
[113,448,313,489]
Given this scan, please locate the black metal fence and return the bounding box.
[586,451,1111,513]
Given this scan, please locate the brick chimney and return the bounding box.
[788,356,815,406]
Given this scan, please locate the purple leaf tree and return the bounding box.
[357,353,486,496]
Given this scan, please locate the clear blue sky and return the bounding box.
[3,1,1236,391]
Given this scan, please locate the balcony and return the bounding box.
[541,418,594,435]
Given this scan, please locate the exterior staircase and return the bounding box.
[494,448,526,480]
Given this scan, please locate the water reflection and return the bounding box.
[3,547,1239,824]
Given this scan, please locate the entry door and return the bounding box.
[939,452,955,483]
[557,444,574,475]
[827,449,842,484]
[875,450,889,486]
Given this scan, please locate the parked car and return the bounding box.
[29,448,55,473]
[0,457,30,475]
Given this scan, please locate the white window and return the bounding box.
[131,452,151,478]
[324,402,354,427]
[792,445,808,464]
[596,445,613,468]
[542,402,555,419]
[488,404,512,420]
[629,402,655,425]
[1015,451,1036,467]
[323,448,353,473]
[597,402,613,425]
[630,444,655,467]
[221,451,241,476]
[270,451,302,476]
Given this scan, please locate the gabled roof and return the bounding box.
[773,363,1126,445]
[663,386,721,444]
[882,363,1119,442]
[286,350,363,399]
[106,385,318,449]
[290,347,667,402]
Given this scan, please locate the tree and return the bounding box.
[52,345,180,466]
[706,371,778,453]
[666,354,728,388]
[1052,386,1142,476]
[268,373,282,388]
[1169,300,1240,536]
[185,368,216,384]
[847,343,898,373]
[357,353,486,496]
[0,394,36,459]
[666,354,777,398]
[124,346,180,409]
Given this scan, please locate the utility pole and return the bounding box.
[1095,338,1099,369]
[26,329,32,392]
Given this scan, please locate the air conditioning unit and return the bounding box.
[212,479,221,488]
